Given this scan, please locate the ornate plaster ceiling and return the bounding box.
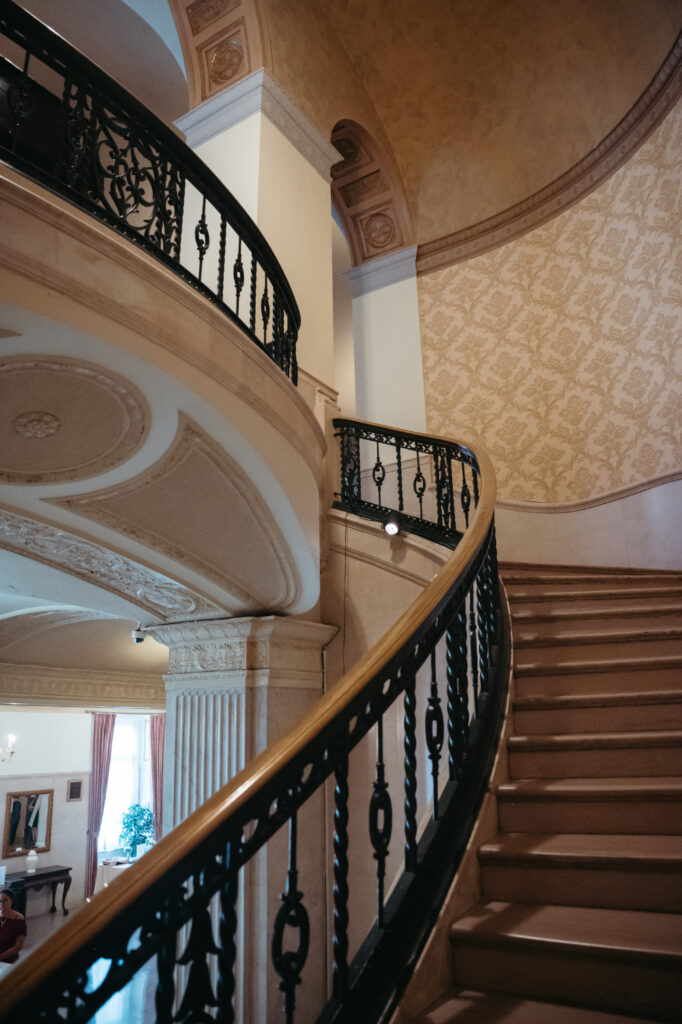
[0,355,149,484]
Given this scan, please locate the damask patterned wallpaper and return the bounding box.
[418,101,681,504]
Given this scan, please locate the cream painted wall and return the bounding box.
[353,274,426,432]
[257,116,335,386]
[0,711,91,916]
[195,114,262,222]
[496,478,682,570]
[332,218,356,417]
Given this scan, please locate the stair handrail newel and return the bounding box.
[0,0,300,382]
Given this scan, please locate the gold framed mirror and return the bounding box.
[2,789,54,859]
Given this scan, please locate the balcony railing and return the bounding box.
[0,0,299,382]
[0,419,509,1024]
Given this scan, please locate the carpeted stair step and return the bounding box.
[507,730,682,779]
[410,987,668,1023]
[514,654,682,697]
[513,691,682,734]
[449,901,682,1019]
[478,832,682,912]
[496,777,682,834]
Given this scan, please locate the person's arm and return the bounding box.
[0,933,24,962]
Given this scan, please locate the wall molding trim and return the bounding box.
[497,471,682,514]
[345,245,417,297]
[0,662,165,708]
[417,31,682,274]
[176,68,339,179]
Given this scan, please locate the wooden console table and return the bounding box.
[6,863,72,917]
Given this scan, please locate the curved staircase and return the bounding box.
[413,564,682,1023]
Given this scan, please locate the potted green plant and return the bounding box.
[119,804,155,859]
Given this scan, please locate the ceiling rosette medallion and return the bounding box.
[0,355,149,485]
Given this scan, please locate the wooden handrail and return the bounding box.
[0,425,498,1021]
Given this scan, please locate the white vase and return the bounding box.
[26,848,38,874]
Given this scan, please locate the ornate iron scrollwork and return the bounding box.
[272,811,310,1024]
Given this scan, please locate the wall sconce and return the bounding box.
[383,511,401,537]
[0,735,16,763]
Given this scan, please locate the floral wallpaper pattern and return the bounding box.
[418,101,681,504]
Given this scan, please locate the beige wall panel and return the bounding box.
[418,101,682,505]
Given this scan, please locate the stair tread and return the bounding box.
[449,901,682,959]
[512,605,682,623]
[515,625,682,646]
[497,776,682,799]
[508,729,682,751]
[515,653,682,675]
[412,988,666,1023]
[514,691,682,710]
[479,832,682,867]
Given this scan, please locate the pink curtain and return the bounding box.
[150,714,166,841]
[85,713,116,897]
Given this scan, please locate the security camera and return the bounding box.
[131,623,146,645]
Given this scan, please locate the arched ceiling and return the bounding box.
[261,0,682,247]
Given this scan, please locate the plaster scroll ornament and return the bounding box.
[186,0,240,36]
[0,508,225,620]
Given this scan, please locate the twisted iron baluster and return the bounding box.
[272,809,310,1024]
[477,566,490,695]
[446,604,469,780]
[413,450,426,519]
[155,893,177,1024]
[460,462,471,529]
[472,466,480,508]
[404,663,418,872]
[332,753,350,1000]
[261,277,271,351]
[369,718,392,927]
[195,195,209,283]
[249,253,257,334]
[272,288,282,368]
[396,442,404,512]
[468,588,480,716]
[233,238,244,318]
[425,648,444,819]
[372,441,386,506]
[217,214,226,301]
[217,837,239,1024]
[446,454,456,533]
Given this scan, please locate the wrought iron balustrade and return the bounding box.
[0,0,299,382]
[0,422,508,1024]
[334,417,479,548]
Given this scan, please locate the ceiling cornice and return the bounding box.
[417,31,682,275]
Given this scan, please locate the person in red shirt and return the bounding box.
[0,889,26,963]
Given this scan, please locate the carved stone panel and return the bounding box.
[199,20,250,100]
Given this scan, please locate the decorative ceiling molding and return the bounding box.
[169,0,265,108]
[0,355,149,484]
[0,662,165,708]
[496,471,682,515]
[0,505,225,620]
[52,413,300,611]
[175,68,339,180]
[331,119,415,267]
[344,245,417,298]
[417,31,682,275]
[0,608,112,655]
[150,614,337,683]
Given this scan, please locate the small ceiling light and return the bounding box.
[383,511,401,537]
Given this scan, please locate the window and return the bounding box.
[98,716,151,855]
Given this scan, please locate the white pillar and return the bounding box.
[176,70,339,389]
[150,615,336,1023]
[346,245,426,433]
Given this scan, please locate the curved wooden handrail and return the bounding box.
[0,425,498,1021]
